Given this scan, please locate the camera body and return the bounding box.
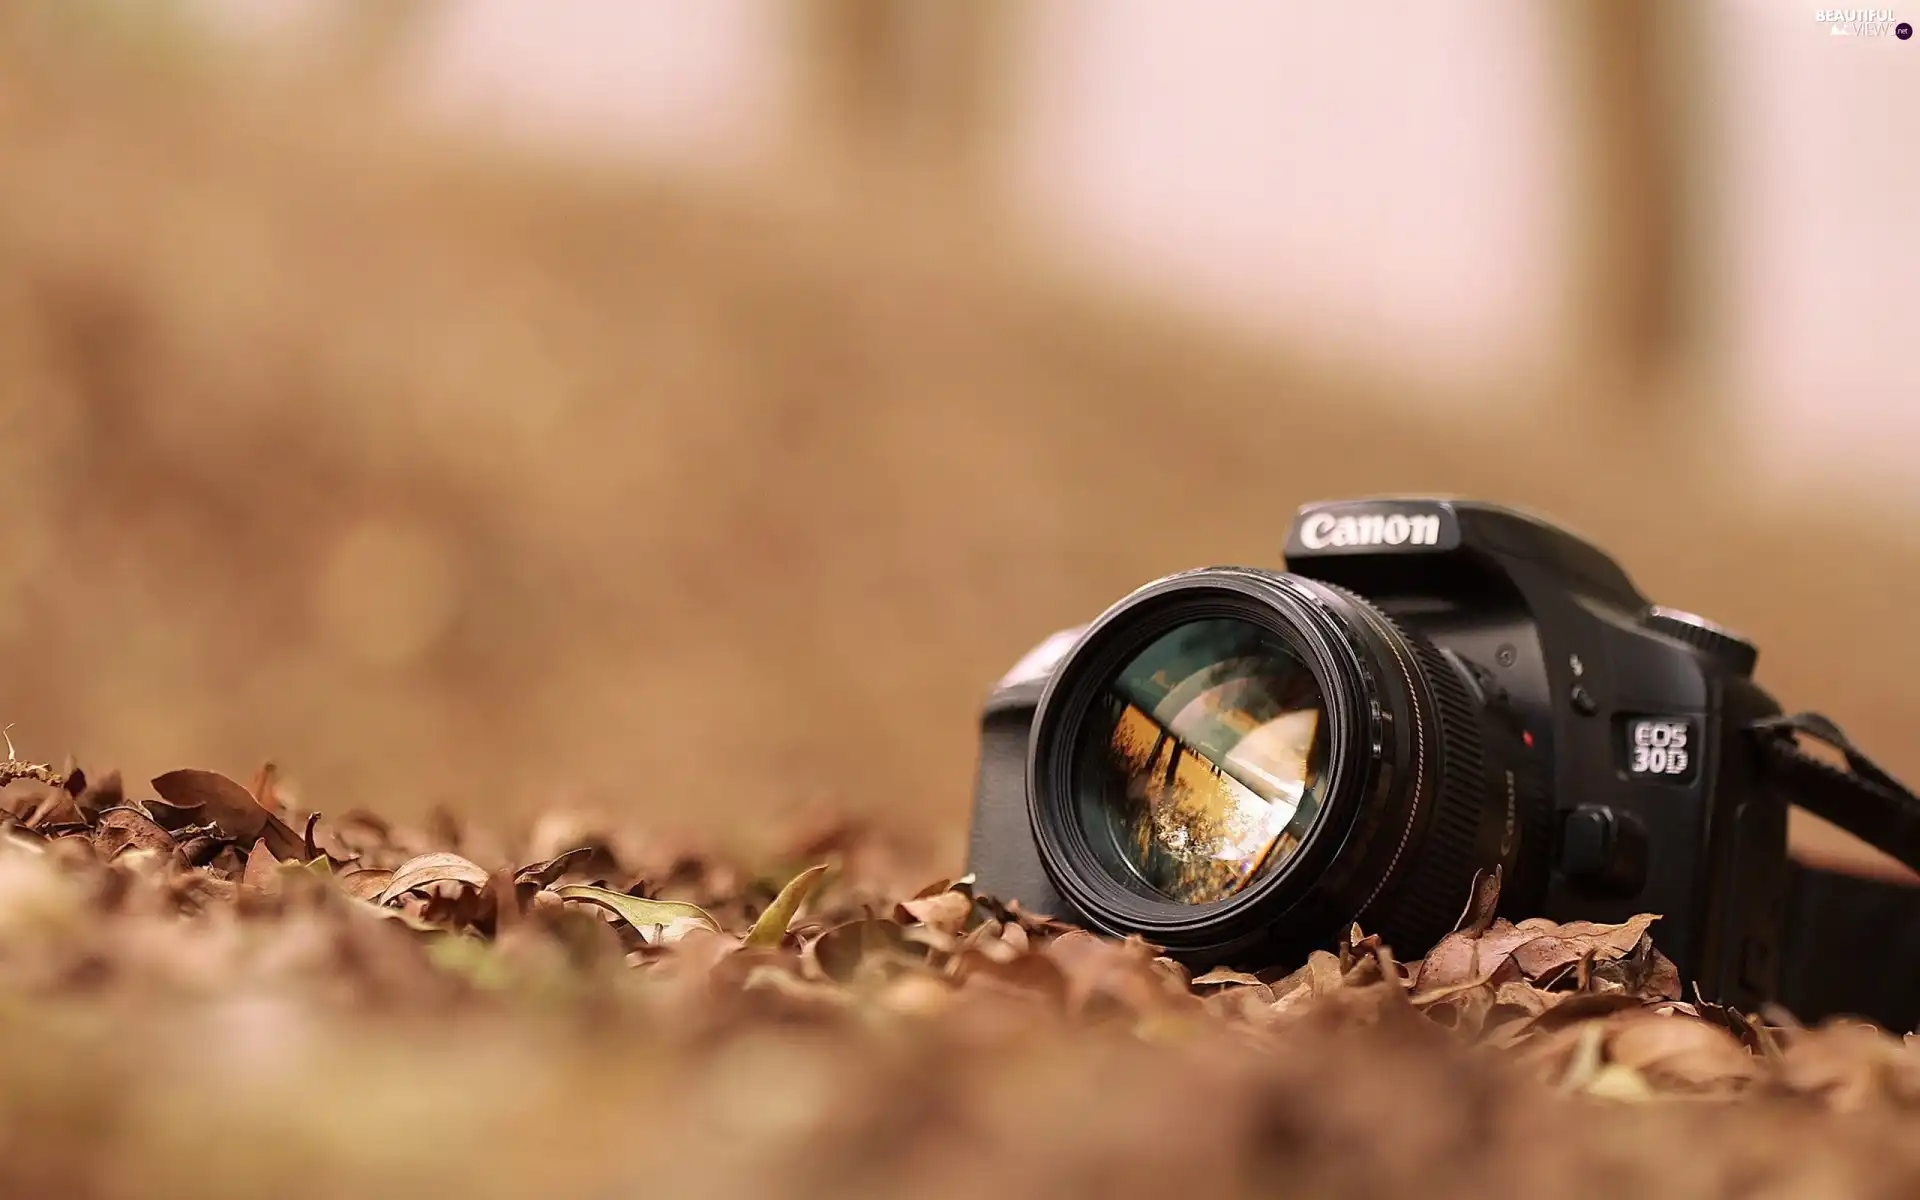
[967,497,1791,1007]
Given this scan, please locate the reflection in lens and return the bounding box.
[1076,619,1329,904]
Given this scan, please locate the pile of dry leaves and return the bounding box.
[5,751,1920,1199]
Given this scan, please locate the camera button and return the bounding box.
[1569,684,1598,715]
[1560,804,1649,896]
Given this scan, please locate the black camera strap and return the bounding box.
[1750,713,1920,875]
[1750,712,1920,1031]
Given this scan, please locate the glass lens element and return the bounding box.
[1074,618,1330,904]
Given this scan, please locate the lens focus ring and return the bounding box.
[1311,583,1495,953]
[1381,633,1495,950]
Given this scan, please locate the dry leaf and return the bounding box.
[247,762,285,816]
[744,864,829,948]
[1191,967,1267,989]
[1583,1063,1655,1102]
[152,769,304,860]
[551,884,720,943]
[376,852,492,904]
[73,771,125,821]
[900,889,973,936]
[811,919,914,983]
[952,948,1071,1005]
[24,789,85,831]
[241,838,282,894]
[1509,914,1660,979]
[1606,1014,1757,1089]
[513,847,599,889]
[1415,922,1540,992]
[338,868,395,901]
[90,807,177,860]
[1455,864,1504,936]
[143,798,208,832]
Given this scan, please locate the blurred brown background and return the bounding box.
[2,1,1916,871]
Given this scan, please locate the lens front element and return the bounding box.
[1074,618,1330,905]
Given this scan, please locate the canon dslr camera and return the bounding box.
[968,497,1920,1027]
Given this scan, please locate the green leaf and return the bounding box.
[552,885,720,942]
[744,863,829,948]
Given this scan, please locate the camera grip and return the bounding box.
[965,707,1074,923]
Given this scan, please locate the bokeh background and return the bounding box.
[2,0,1916,871]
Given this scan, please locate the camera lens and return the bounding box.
[1072,618,1331,905]
[1026,568,1539,966]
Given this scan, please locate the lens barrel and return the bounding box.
[1026,568,1518,966]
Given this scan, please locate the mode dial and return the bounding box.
[1644,606,1759,677]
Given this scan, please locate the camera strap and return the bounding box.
[1750,712,1920,1031]
[1750,712,1920,875]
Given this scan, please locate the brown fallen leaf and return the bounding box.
[1205,984,1279,1019]
[739,964,857,1012]
[23,788,85,831]
[1306,950,1347,995]
[1776,1021,1906,1112]
[172,872,238,909]
[90,807,178,861]
[176,835,223,867]
[483,868,523,932]
[73,771,125,821]
[951,947,1072,1006]
[1411,964,1516,1009]
[368,903,447,934]
[900,889,973,936]
[209,845,247,879]
[1042,930,1192,1019]
[998,921,1031,957]
[1517,990,1652,1034]
[241,837,282,895]
[513,846,599,889]
[1191,967,1268,989]
[1415,922,1542,992]
[875,973,959,1018]
[247,762,285,816]
[908,877,959,900]
[1509,914,1660,980]
[1455,864,1504,936]
[338,868,396,902]
[1424,981,1498,1037]
[810,918,921,984]
[1605,1013,1758,1090]
[376,852,493,905]
[1584,1062,1656,1102]
[142,798,207,832]
[152,769,304,860]
[1490,981,1563,1023]
[421,878,496,932]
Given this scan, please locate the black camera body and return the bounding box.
[968,497,1793,1008]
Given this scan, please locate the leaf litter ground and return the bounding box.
[3,751,1920,1199]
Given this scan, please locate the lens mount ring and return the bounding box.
[1025,568,1410,961]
